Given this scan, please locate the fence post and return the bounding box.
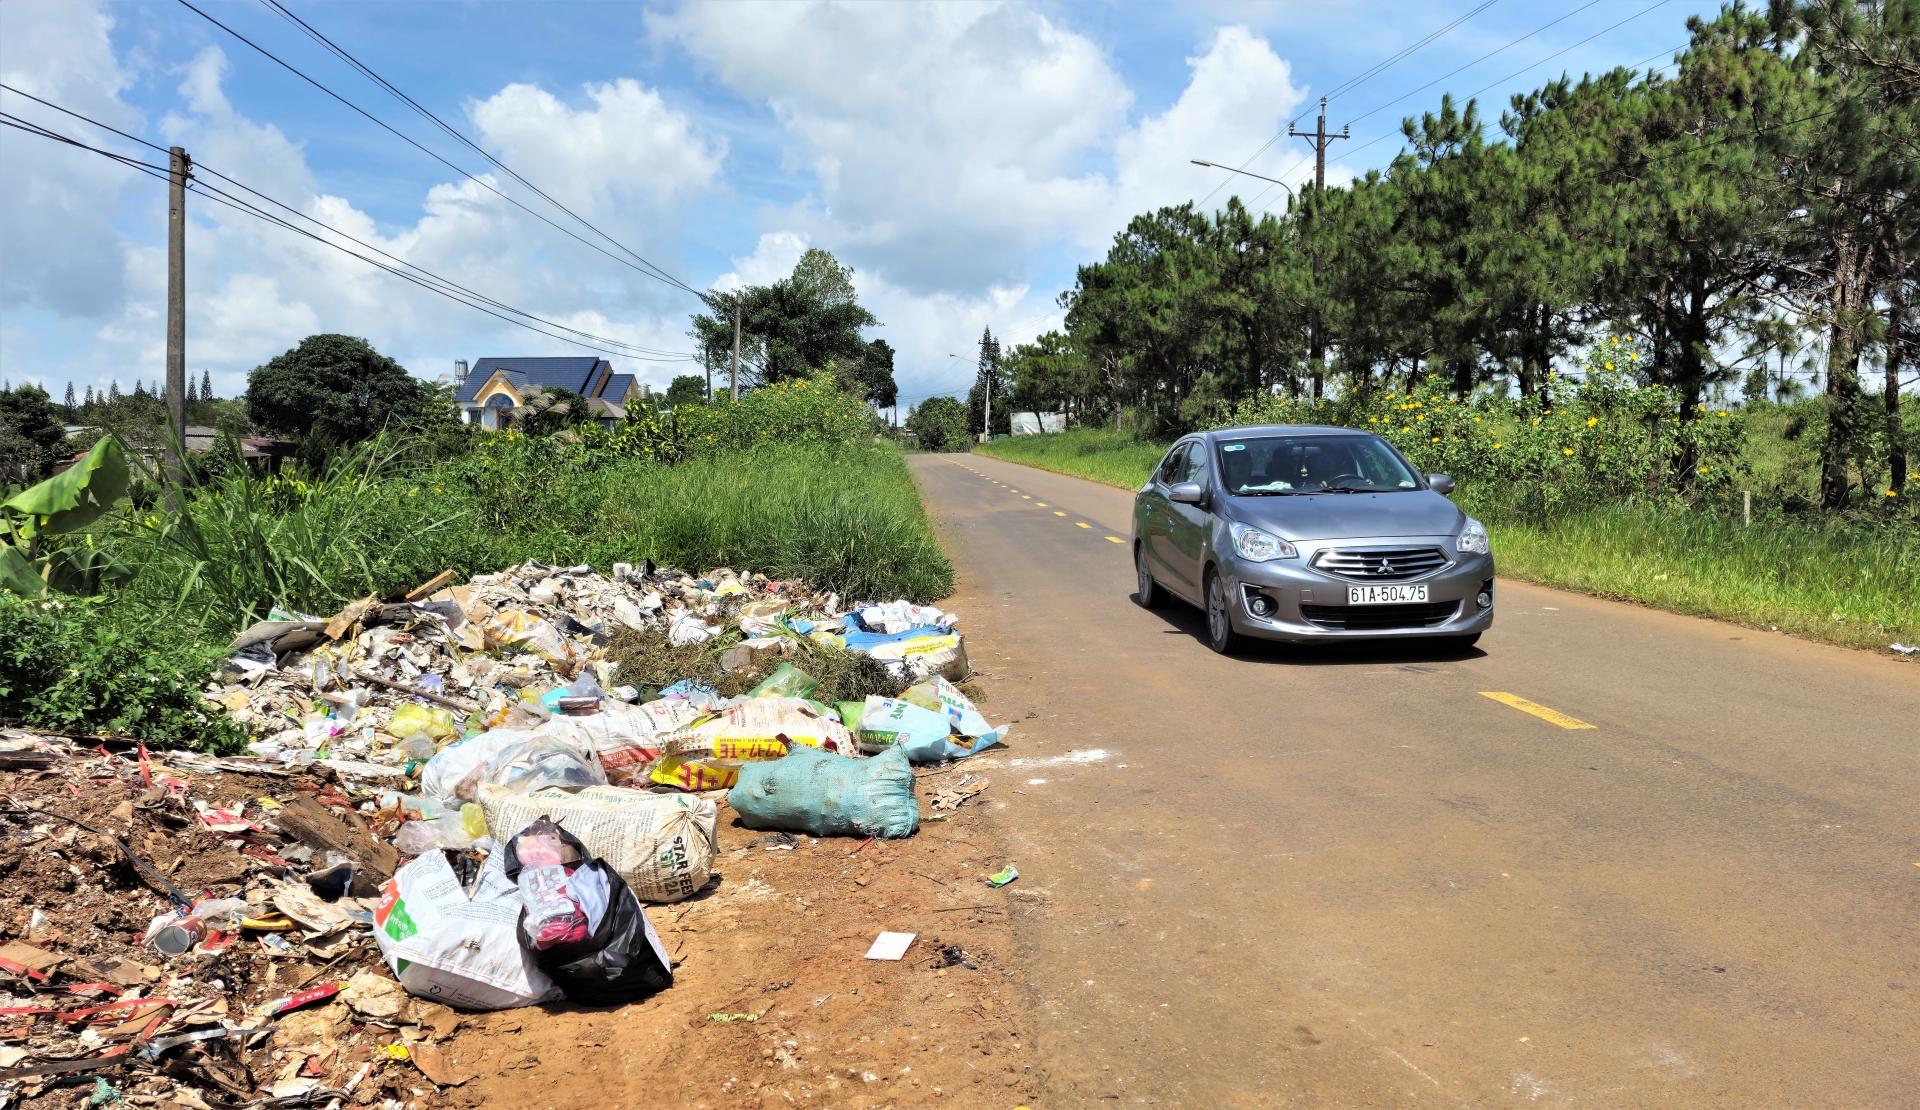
[1743,490,1751,526]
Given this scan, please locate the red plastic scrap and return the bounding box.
[138,742,152,789]
[268,981,343,1016]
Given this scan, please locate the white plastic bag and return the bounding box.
[372,849,559,1010]
[419,729,540,806]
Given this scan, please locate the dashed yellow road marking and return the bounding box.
[1075,522,1091,529]
[1054,511,1066,517]
[1479,692,1596,730]
[1036,502,1047,507]
[1105,536,1124,543]
[1022,495,1032,500]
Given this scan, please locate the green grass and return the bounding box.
[975,428,1164,489]
[1481,504,1919,652]
[108,439,953,642]
[978,429,1919,655]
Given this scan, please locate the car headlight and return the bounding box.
[1456,517,1490,554]
[1228,521,1298,561]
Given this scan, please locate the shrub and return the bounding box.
[0,593,242,751]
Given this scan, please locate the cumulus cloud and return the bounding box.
[0,0,141,319]
[653,3,1309,402]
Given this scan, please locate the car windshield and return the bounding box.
[1214,435,1421,494]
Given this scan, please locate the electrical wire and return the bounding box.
[1197,0,1512,208]
[172,0,703,298]
[1339,0,1612,130]
[1321,1,1503,103]
[1,83,690,359]
[0,109,698,364]
[251,0,701,297]
[1250,2,1681,214]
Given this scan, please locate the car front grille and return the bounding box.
[1299,601,1461,631]
[1311,546,1451,581]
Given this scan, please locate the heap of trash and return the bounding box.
[0,560,1012,1106]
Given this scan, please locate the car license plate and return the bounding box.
[1348,584,1428,605]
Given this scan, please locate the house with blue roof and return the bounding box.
[451,357,643,430]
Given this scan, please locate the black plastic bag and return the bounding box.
[502,817,673,1005]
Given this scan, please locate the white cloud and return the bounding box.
[0,0,141,318]
[655,4,1308,403]
[713,231,811,291]
[652,0,1128,297]
[470,79,725,213]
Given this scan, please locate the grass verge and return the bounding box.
[977,431,1918,655]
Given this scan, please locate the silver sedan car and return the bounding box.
[1132,425,1494,653]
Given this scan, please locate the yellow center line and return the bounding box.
[1021,495,1032,500]
[1479,692,1596,730]
[1054,511,1066,516]
[1036,502,1047,507]
[1075,522,1091,529]
[1105,536,1124,544]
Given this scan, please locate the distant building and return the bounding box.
[451,357,639,431]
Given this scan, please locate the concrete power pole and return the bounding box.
[703,349,711,403]
[729,291,742,402]
[1289,98,1346,400]
[165,146,190,482]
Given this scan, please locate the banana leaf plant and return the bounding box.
[0,435,136,596]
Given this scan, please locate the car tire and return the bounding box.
[1204,569,1243,655]
[1135,542,1167,609]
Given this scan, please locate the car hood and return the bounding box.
[1224,490,1465,542]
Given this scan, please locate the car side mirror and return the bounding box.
[1427,474,1455,495]
[1168,481,1205,505]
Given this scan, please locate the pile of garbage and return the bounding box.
[0,560,1014,1105]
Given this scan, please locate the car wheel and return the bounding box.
[1135,542,1166,609]
[1204,570,1243,655]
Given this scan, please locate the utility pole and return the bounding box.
[703,349,711,403]
[1289,97,1346,400]
[729,291,742,402]
[165,146,190,485]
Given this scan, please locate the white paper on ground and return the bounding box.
[864,931,916,961]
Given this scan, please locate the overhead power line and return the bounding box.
[172,0,703,298]
[1197,0,1507,208]
[1247,1,1680,215]
[0,97,698,364]
[1321,1,1503,103]
[250,0,701,298]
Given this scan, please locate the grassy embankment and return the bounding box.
[977,428,1919,654]
[5,386,954,749]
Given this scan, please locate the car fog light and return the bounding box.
[1477,591,1492,609]
[1248,594,1276,618]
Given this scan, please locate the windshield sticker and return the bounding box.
[1222,444,1246,451]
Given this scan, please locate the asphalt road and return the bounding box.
[908,451,1920,1109]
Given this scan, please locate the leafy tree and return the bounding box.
[906,395,970,452]
[0,384,68,482]
[246,335,426,460]
[665,374,709,406]
[688,249,879,389]
[860,338,899,409]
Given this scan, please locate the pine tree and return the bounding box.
[108,381,121,402]
[84,385,95,406]
[201,369,214,402]
[64,382,76,408]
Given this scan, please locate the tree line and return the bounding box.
[993,1,1916,507]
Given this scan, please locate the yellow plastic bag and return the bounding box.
[389,704,458,741]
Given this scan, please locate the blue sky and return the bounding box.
[1,0,1709,408]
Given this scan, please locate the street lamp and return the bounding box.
[1191,159,1296,202]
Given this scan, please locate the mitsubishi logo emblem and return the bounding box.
[1379,559,1394,575]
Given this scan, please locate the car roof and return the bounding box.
[1195,424,1375,440]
